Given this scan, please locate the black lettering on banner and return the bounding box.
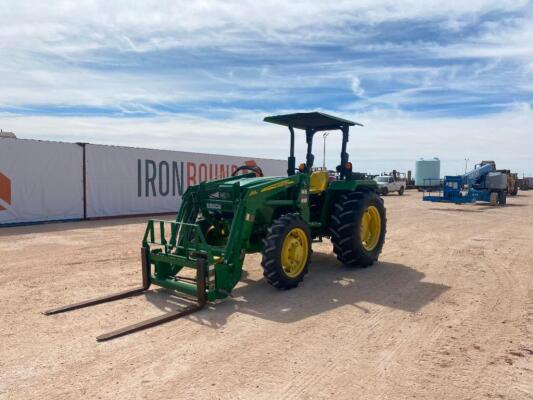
[145,159,157,197]
[173,161,184,196]
[137,159,142,197]
[159,161,169,196]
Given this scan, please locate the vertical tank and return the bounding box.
[415,158,440,187]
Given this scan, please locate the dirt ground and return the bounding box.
[1,191,532,400]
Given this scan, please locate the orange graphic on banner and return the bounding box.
[0,172,12,211]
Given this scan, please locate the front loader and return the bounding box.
[45,112,387,341]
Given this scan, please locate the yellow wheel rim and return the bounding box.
[280,228,309,278]
[360,205,382,251]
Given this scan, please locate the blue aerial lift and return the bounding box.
[423,161,508,205]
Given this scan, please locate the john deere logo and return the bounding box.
[0,172,12,211]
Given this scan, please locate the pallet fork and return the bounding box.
[44,248,207,342]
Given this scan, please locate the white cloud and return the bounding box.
[431,16,533,59]
[351,77,365,97]
[1,105,532,176]
[0,1,531,110]
[0,0,532,178]
[0,1,529,55]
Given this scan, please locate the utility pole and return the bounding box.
[322,132,330,169]
[464,158,469,174]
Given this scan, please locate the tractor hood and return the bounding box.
[217,175,293,193]
[199,175,296,212]
[222,176,285,188]
[202,175,298,199]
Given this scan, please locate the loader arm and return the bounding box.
[140,173,308,302]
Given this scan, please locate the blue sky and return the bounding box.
[1,1,532,176]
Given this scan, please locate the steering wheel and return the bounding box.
[232,165,264,177]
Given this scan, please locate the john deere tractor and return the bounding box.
[46,112,386,341]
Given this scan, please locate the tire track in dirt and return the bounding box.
[2,193,532,400]
[408,231,531,399]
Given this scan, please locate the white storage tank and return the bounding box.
[415,157,440,187]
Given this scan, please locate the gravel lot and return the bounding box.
[1,190,532,399]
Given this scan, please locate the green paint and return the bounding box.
[140,112,380,302]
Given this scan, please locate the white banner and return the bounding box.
[0,138,84,225]
[85,144,286,218]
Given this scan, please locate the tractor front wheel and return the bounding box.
[261,213,312,290]
[331,191,387,267]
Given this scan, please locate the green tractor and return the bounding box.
[45,112,387,341]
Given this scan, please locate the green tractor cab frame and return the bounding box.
[45,112,386,341]
[264,112,362,179]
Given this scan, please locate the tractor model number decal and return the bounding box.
[245,213,255,222]
[300,188,308,204]
[260,180,294,193]
[206,202,222,210]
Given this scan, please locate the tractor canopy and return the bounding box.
[263,112,362,131]
[264,112,363,179]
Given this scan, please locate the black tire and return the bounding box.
[398,186,405,196]
[498,191,507,205]
[381,187,389,196]
[197,219,226,246]
[261,213,312,290]
[330,191,387,267]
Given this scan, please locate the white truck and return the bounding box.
[374,175,406,196]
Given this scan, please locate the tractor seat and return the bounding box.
[309,171,329,194]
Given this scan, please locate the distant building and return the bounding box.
[0,129,16,139]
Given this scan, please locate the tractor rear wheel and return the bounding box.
[331,191,386,267]
[261,213,312,290]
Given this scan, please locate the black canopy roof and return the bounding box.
[263,112,362,131]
